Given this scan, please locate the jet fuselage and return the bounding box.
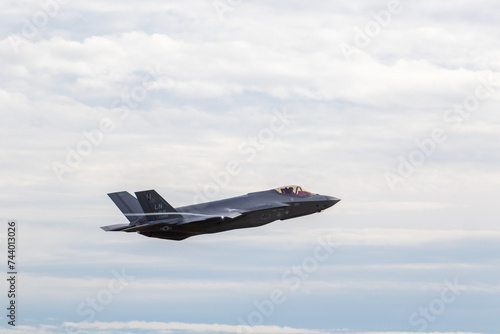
[102,185,340,241]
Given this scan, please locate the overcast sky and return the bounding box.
[1,0,499,333]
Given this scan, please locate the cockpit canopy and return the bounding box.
[274,185,314,197]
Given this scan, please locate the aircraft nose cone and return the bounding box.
[323,195,341,208]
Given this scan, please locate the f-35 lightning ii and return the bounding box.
[101,185,340,241]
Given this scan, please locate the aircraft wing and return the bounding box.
[102,202,288,232]
[168,202,288,225]
[101,211,244,233]
[179,210,243,223]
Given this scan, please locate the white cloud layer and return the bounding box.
[0,321,487,334]
[1,0,499,333]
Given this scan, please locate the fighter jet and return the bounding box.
[101,185,340,241]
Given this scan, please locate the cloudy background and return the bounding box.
[1,0,499,333]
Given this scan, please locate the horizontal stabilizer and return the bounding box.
[123,222,173,232]
[101,224,130,232]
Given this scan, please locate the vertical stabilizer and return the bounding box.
[108,191,145,223]
[135,190,177,221]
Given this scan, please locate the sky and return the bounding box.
[1,0,500,333]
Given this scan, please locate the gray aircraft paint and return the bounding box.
[101,185,340,241]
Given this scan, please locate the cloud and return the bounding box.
[1,0,500,332]
[0,321,487,334]
[4,32,498,107]
[63,320,329,333]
